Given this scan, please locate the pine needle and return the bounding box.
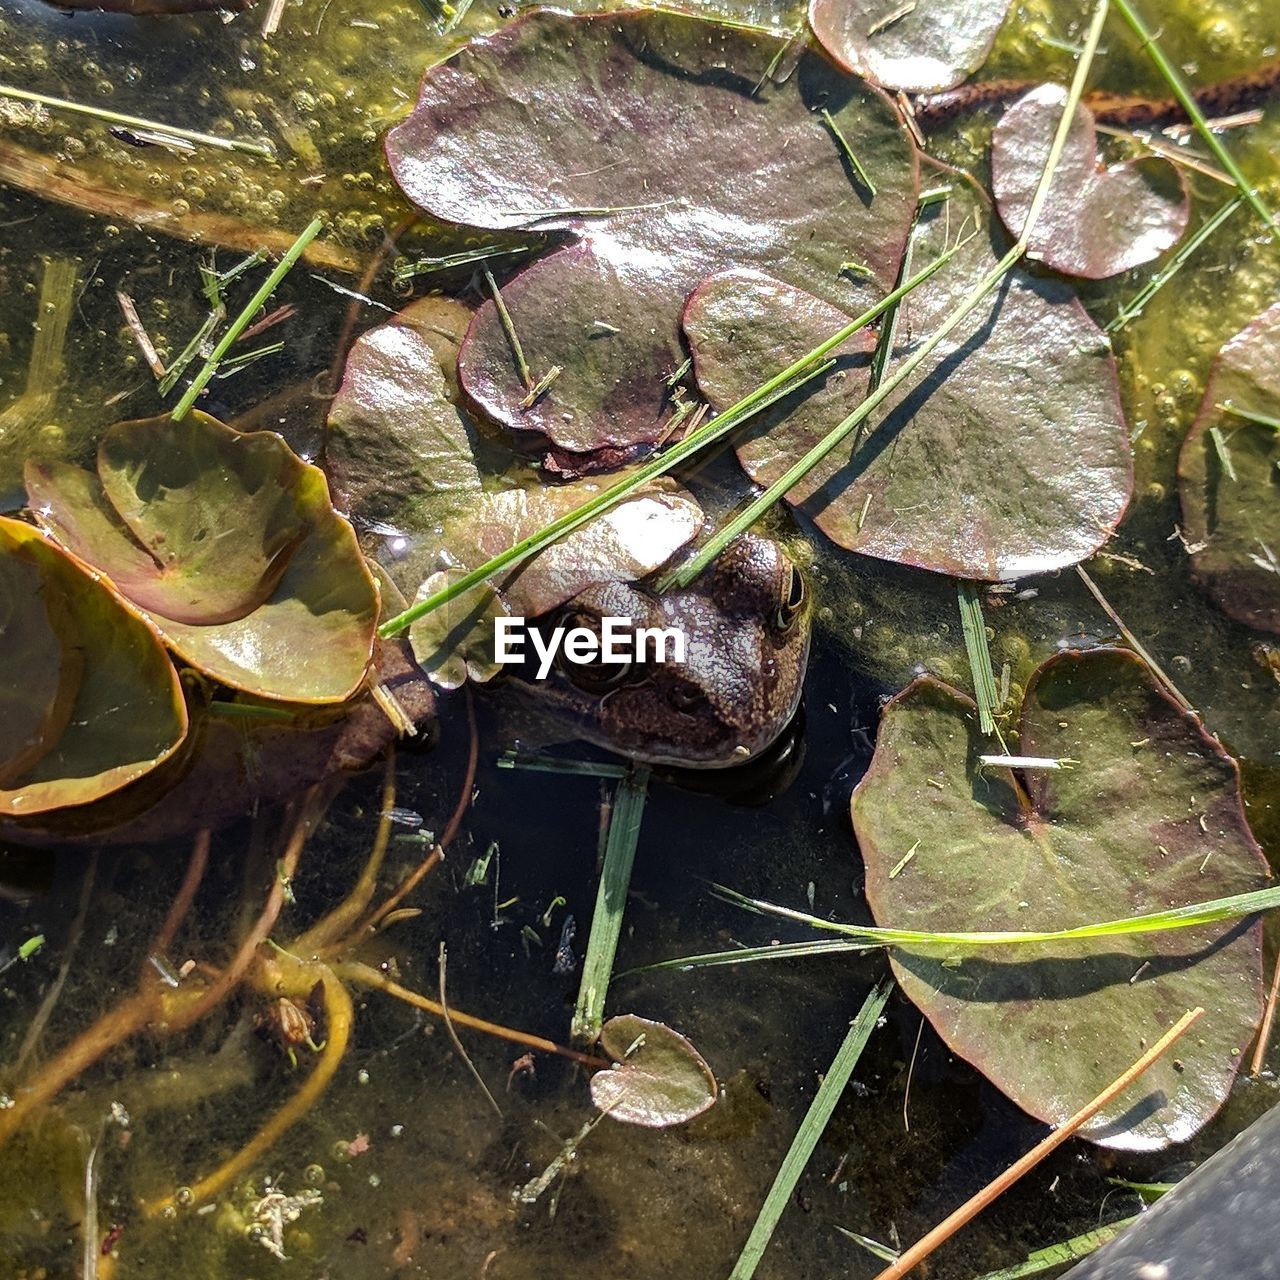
[957,582,1002,738]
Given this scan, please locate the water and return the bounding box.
[0,0,1278,1276]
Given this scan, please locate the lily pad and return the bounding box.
[1178,301,1280,634]
[809,0,1014,94]
[0,516,188,819]
[591,1014,718,1127]
[326,296,486,553]
[386,8,918,459]
[991,84,1189,280]
[683,201,1132,579]
[851,647,1268,1150]
[408,478,703,688]
[26,413,378,703]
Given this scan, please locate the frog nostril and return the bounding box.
[669,683,706,712]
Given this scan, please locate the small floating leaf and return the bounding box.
[809,0,1014,93]
[851,647,1268,1150]
[1178,301,1280,634]
[27,414,378,703]
[385,8,918,460]
[992,84,1189,280]
[591,1014,717,1127]
[0,516,187,819]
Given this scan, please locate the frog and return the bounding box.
[509,532,810,769]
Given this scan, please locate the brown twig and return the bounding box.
[1251,952,1280,1076]
[166,789,325,1033]
[338,961,608,1069]
[438,941,503,1120]
[150,830,211,961]
[354,689,478,940]
[871,1007,1205,1280]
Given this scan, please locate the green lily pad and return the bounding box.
[683,199,1132,578]
[591,1014,718,1128]
[26,413,378,703]
[386,8,918,460]
[992,85,1189,280]
[809,0,1014,93]
[408,478,703,688]
[1178,301,1280,634]
[0,516,187,819]
[851,647,1268,1150]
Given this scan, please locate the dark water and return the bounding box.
[0,0,1278,1276]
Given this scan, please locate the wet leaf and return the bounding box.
[851,647,1268,1150]
[386,8,918,459]
[591,1014,718,1127]
[26,414,378,703]
[683,200,1132,579]
[992,85,1189,280]
[809,0,1014,94]
[1178,301,1280,634]
[0,517,187,818]
[326,296,486,579]
[408,479,703,687]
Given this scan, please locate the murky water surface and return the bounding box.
[0,0,1277,1276]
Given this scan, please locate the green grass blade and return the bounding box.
[377,240,965,639]
[709,881,1280,949]
[171,217,322,420]
[1111,0,1278,238]
[973,1216,1140,1280]
[625,938,877,977]
[1106,195,1243,333]
[728,982,892,1280]
[571,766,651,1042]
[672,0,1111,586]
[957,582,1000,736]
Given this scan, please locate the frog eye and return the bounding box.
[774,563,806,633]
[563,654,634,693]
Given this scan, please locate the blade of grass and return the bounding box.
[957,582,1001,737]
[871,1008,1202,1280]
[708,880,1280,948]
[820,107,878,197]
[571,766,651,1043]
[377,237,965,638]
[392,243,533,283]
[728,982,892,1280]
[170,217,322,421]
[497,751,631,780]
[971,1217,1140,1280]
[483,267,533,390]
[626,939,880,977]
[671,0,1112,586]
[1106,195,1243,333]
[1111,0,1278,238]
[0,84,273,157]
[1220,401,1280,431]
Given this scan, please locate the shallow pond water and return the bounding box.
[0,0,1278,1276]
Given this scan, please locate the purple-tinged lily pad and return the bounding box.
[408,478,703,688]
[1178,301,1280,635]
[386,8,918,459]
[992,84,1189,280]
[0,516,187,819]
[26,413,379,703]
[809,0,1013,94]
[591,1014,718,1128]
[851,647,1268,1150]
[683,204,1132,579]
